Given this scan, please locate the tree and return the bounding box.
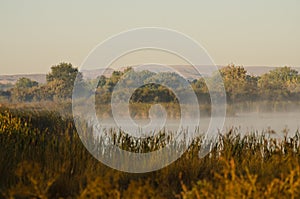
[0,83,13,91]
[191,78,210,104]
[46,63,81,99]
[0,90,11,102]
[212,64,249,102]
[258,66,299,100]
[12,78,39,102]
[15,78,38,89]
[244,74,259,101]
[97,75,107,88]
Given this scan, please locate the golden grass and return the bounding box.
[1,107,300,198]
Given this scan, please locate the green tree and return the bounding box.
[15,77,38,89]
[245,74,259,100]
[191,78,210,104]
[0,90,11,102]
[12,78,39,102]
[258,66,299,100]
[0,83,13,91]
[46,63,81,99]
[212,64,249,102]
[222,64,247,101]
[97,75,107,88]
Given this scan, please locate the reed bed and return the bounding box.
[0,107,300,198]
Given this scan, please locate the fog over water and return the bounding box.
[72,71,300,139]
[223,112,300,136]
[92,111,300,140]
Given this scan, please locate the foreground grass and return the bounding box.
[0,107,300,198]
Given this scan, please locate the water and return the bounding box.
[94,111,300,138]
[224,112,300,136]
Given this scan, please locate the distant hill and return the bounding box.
[121,65,300,78]
[81,68,114,79]
[1,66,300,86]
[0,74,46,85]
[243,66,300,76]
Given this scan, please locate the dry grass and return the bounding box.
[1,107,300,198]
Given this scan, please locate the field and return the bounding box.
[1,106,300,198]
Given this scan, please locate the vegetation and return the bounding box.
[1,63,300,198]
[0,63,300,118]
[3,63,83,102]
[1,63,300,105]
[1,107,300,198]
[95,64,300,105]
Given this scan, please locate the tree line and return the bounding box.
[1,62,300,104]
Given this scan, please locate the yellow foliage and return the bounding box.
[181,158,300,199]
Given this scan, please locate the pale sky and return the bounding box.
[0,0,299,75]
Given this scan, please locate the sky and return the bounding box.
[0,0,299,75]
